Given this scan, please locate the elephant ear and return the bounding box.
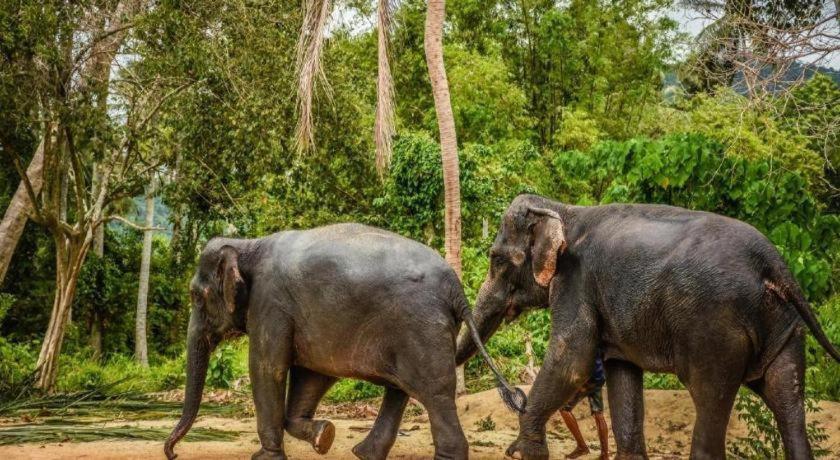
[217,245,244,313]
[528,207,567,287]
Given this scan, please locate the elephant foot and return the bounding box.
[312,420,335,455]
[505,436,549,460]
[351,436,388,460]
[251,447,287,460]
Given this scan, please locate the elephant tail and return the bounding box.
[766,279,840,363]
[455,296,527,414]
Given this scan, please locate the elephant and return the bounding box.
[455,194,840,460]
[164,223,525,460]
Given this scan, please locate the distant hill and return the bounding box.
[663,61,840,97]
[732,61,840,94]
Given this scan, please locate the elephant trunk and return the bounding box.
[455,281,505,365]
[164,314,217,460]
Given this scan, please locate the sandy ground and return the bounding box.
[1,388,838,459]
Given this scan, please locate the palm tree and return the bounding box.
[423,0,462,278]
[295,0,465,392]
[294,1,462,277]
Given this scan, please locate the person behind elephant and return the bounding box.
[456,193,840,460]
[164,223,526,460]
[559,348,609,460]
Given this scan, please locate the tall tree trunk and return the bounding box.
[89,165,105,359]
[135,182,155,367]
[424,0,464,393]
[0,140,45,284]
[35,235,90,390]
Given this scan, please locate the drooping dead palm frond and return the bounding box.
[0,424,240,445]
[375,0,396,175]
[295,0,333,152]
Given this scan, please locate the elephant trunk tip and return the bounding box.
[164,431,182,459]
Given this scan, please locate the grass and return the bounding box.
[0,423,240,445]
[0,386,248,420]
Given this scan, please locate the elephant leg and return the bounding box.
[606,360,648,460]
[681,339,745,460]
[507,334,595,460]
[250,329,292,460]
[748,331,811,460]
[399,338,467,460]
[284,366,337,455]
[352,386,409,460]
[414,391,468,460]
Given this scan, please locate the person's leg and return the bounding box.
[560,409,590,459]
[593,411,610,460]
[589,388,610,460]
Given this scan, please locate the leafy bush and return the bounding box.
[807,296,840,401]
[643,373,684,390]
[550,133,837,302]
[325,379,383,402]
[728,389,829,458]
[375,132,493,246]
[207,341,243,389]
[0,339,35,401]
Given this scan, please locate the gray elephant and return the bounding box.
[164,223,524,460]
[455,194,840,460]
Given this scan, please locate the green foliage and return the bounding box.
[324,379,384,402]
[207,341,243,389]
[0,339,35,401]
[554,109,602,152]
[375,133,493,246]
[474,414,496,432]
[550,133,837,302]
[643,373,684,390]
[728,389,829,458]
[806,296,840,401]
[54,353,187,395]
[438,45,531,144]
[650,91,825,191]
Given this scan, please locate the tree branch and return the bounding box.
[107,215,164,232]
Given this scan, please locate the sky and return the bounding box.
[670,2,840,69]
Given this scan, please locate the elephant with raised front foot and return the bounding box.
[165,223,525,460]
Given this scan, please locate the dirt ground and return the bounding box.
[2,388,838,459]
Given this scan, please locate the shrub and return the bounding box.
[807,296,840,401]
[325,379,383,402]
[207,341,244,389]
[728,389,829,458]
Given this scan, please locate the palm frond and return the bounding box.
[295,0,333,153]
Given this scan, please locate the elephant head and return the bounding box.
[456,195,567,364]
[165,241,249,459]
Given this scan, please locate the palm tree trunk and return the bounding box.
[424,0,464,393]
[135,182,156,367]
[0,139,45,284]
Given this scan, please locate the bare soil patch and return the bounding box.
[1,388,838,459]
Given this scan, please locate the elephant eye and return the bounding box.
[491,254,506,266]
